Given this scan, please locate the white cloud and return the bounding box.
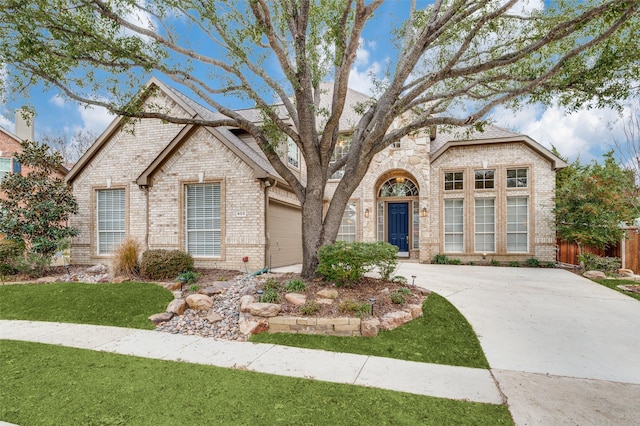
[0,112,13,132]
[491,101,626,162]
[76,104,114,134]
[49,95,66,107]
[348,38,386,95]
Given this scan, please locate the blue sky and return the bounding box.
[0,0,637,165]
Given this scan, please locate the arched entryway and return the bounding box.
[375,172,420,257]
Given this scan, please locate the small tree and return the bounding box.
[555,151,638,257]
[0,140,79,274]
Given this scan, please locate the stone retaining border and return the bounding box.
[268,316,362,336]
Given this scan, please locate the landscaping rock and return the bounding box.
[167,299,187,315]
[406,304,423,319]
[86,264,107,275]
[206,312,223,323]
[185,294,214,311]
[238,314,269,335]
[316,298,334,305]
[149,312,174,324]
[316,289,338,299]
[285,293,307,305]
[361,318,380,337]
[583,270,606,279]
[240,284,256,296]
[380,311,413,331]
[618,269,634,277]
[164,282,182,291]
[200,286,224,296]
[248,302,281,317]
[111,276,130,283]
[36,276,58,283]
[239,295,255,312]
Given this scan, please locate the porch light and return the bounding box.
[421,207,427,217]
[364,208,370,218]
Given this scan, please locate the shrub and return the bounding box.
[391,275,407,285]
[189,284,201,293]
[390,291,406,304]
[0,239,25,276]
[177,270,201,284]
[397,287,412,295]
[578,253,621,274]
[490,259,500,266]
[525,257,540,268]
[508,261,520,267]
[299,300,319,315]
[545,262,557,268]
[140,249,194,280]
[338,299,372,317]
[285,278,306,292]
[260,288,280,303]
[432,254,461,265]
[111,237,141,277]
[263,278,281,291]
[317,241,397,286]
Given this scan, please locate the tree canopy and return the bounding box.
[2,0,639,276]
[555,151,639,253]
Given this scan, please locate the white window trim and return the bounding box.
[96,188,126,256]
[507,196,529,253]
[474,198,495,253]
[0,157,11,180]
[185,182,222,258]
[444,199,464,253]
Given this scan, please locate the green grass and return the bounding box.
[592,278,640,301]
[0,282,173,329]
[251,293,489,369]
[0,341,513,426]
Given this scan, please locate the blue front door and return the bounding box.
[388,202,409,252]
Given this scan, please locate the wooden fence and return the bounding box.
[557,227,640,274]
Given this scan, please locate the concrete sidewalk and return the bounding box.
[0,319,503,405]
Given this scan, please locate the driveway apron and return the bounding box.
[396,263,640,426]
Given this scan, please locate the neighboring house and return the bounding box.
[66,78,566,271]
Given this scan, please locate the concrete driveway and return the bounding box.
[396,263,640,426]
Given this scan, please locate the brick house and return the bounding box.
[66,78,566,271]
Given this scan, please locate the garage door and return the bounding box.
[267,201,303,268]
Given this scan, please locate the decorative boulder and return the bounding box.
[380,311,412,331]
[166,299,187,315]
[248,303,281,317]
[618,269,634,277]
[361,318,380,337]
[317,289,339,299]
[200,286,224,296]
[164,281,182,291]
[149,312,174,324]
[185,294,214,311]
[583,270,606,279]
[406,304,423,319]
[238,314,269,335]
[285,293,307,305]
[206,312,223,323]
[316,298,334,305]
[86,264,108,275]
[239,295,255,312]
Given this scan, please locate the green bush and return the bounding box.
[299,300,319,315]
[317,241,397,286]
[432,254,461,265]
[285,278,306,292]
[391,275,408,285]
[338,299,372,317]
[390,292,406,304]
[177,270,201,284]
[260,288,280,303]
[140,249,194,280]
[508,261,520,267]
[578,253,621,274]
[490,259,500,266]
[525,257,540,267]
[263,278,281,291]
[0,239,25,276]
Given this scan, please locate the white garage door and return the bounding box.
[267,201,303,268]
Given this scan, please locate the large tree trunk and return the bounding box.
[300,191,325,278]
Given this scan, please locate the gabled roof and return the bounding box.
[430,125,568,170]
[66,77,278,184]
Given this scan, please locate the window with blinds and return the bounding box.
[507,196,528,252]
[0,158,10,180]
[96,188,126,255]
[185,183,221,257]
[336,202,356,242]
[475,198,495,252]
[444,199,464,252]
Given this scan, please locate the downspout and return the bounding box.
[262,177,277,270]
[138,184,150,250]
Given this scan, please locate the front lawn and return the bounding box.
[592,278,640,301]
[0,282,173,329]
[251,293,489,369]
[0,340,513,426]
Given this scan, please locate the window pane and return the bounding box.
[330,135,351,179]
[474,198,495,252]
[336,202,357,242]
[507,168,528,188]
[0,158,11,180]
[287,138,299,168]
[186,183,221,257]
[444,172,464,191]
[412,200,419,249]
[507,197,528,252]
[474,169,495,189]
[96,188,126,255]
[444,199,463,252]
